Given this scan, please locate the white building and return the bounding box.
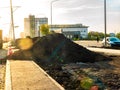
[50,24,88,39]
[24,15,48,37]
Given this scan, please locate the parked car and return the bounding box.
[8,41,14,47]
[102,37,120,47]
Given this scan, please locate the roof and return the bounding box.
[50,24,89,28]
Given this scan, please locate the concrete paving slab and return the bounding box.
[5,60,64,90]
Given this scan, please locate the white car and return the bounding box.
[8,41,13,47]
[102,37,120,47]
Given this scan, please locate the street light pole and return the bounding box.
[104,0,107,46]
[51,0,59,30]
[10,0,15,44]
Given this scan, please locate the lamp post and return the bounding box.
[104,0,107,46]
[50,0,59,30]
[10,0,15,44]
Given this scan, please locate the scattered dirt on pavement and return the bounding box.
[0,65,5,90]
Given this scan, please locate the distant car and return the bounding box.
[8,41,14,47]
[102,37,120,47]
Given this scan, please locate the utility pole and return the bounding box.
[10,0,15,44]
[50,0,59,30]
[104,0,107,46]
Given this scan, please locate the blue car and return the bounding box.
[102,37,120,47]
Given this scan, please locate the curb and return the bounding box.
[5,60,12,90]
[32,61,65,90]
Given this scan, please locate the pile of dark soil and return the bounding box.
[9,33,110,65]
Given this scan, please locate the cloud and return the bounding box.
[53,0,104,24]
[1,0,120,36]
[55,0,103,8]
[52,0,120,33]
[54,0,104,18]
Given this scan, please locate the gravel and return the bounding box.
[0,65,5,90]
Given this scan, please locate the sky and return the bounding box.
[0,0,120,38]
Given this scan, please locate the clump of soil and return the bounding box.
[8,33,111,65]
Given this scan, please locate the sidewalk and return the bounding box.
[5,60,64,90]
[87,47,120,55]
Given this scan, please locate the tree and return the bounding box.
[40,24,49,36]
[88,31,104,40]
[116,32,120,39]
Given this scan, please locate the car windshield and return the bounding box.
[110,37,120,42]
